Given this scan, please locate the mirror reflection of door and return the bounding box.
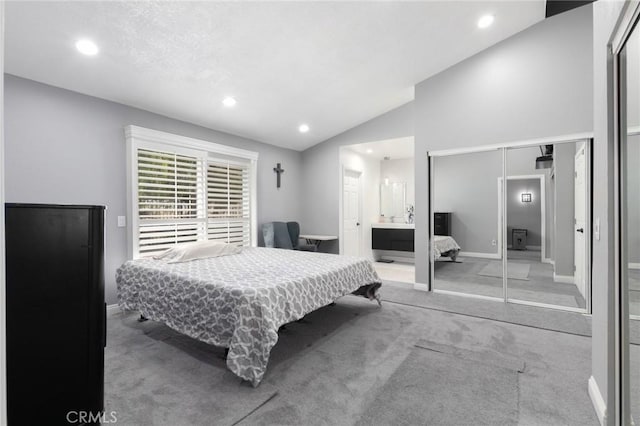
[574,143,587,300]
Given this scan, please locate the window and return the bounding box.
[126,126,258,258]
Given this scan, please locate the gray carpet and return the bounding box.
[381,280,592,337]
[434,255,586,309]
[478,261,530,281]
[106,312,278,426]
[105,288,600,426]
[357,342,521,426]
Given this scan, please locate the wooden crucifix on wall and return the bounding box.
[273,163,285,188]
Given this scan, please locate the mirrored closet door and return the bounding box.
[505,142,589,311]
[617,14,639,424]
[430,149,503,300]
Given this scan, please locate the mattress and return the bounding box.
[433,235,461,260]
[116,247,382,386]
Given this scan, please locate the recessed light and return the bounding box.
[75,39,99,56]
[222,97,237,107]
[477,14,495,29]
[366,149,373,154]
[298,124,310,133]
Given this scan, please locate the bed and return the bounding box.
[433,235,461,261]
[116,246,382,386]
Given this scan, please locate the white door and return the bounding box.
[343,169,361,257]
[574,145,586,298]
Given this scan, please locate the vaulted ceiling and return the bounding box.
[5,1,546,150]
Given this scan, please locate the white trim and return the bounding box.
[542,258,555,265]
[458,251,501,259]
[433,289,504,303]
[588,376,608,426]
[414,282,430,292]
[507,298,587,314]
[124,125,258,161]
[338,165,363,257]
[429,133,593,157]
[376,253,415,264]
[553,273,575,284]
[628,263,640,270]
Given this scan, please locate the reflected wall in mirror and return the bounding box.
[431,149,502,299]
[505,141,588,310]
[380,182,406,220]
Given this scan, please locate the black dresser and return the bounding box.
[434,212,452,236]
[5,204,106,425]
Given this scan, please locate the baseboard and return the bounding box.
[553,273,575,284]
[106,303,120,314]
[413,282,429,292]
[459,251,501,260]
[588,376,607,426]
[542,258,555,265]
[629,262,640,270]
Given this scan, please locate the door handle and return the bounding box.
[576,228,584,233]
[356,222,360,226]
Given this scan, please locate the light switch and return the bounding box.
[117,216,126,228]
[594,218,600,241]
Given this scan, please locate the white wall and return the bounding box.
[4,75,305,304]
[380,158,414,208]
[340,148,380,260]
[414,5,593,285]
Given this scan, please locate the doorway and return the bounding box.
[342,168,362,257]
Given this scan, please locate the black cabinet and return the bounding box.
[5,204,105,425]
[372,228,415,252]
[434,212,452,236]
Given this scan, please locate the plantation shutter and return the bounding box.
[207,160,251,246]
[136,148,206,257]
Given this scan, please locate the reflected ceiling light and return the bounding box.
[75,39,99,56]
[477,14,495,29]
[366,149,373,154]
[298,124,310,133]
[521,193,532,203]
[222,97,237,107]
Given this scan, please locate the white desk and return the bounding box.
[299,234,338,250]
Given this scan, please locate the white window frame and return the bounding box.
[125,125,258,258]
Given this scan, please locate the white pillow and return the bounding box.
[154,240,242,263]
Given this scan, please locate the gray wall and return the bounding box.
[628,134,640,264]
[433,150,501,255]
[414,5,593,284]
[300,102,414,254]
[507,178,541,247]
[592,0,626,418]
[4,75,304,304]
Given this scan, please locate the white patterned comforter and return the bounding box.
[433,235,461,260]
[116,247,382,386]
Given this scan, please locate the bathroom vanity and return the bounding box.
[371,223,415,252]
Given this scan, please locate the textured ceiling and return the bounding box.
[5,1,545,151]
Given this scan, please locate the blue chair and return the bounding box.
[262,222,317,251]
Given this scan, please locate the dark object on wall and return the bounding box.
[535,145,554,169]
[372,228,414,252]
[434,212,452,236]
[521,193,532,203]
[273,163,285,188]
[5,203,105,425]
[512,228,528,250]
[545,0,594,18]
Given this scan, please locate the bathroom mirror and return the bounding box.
[380,182,406,219]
